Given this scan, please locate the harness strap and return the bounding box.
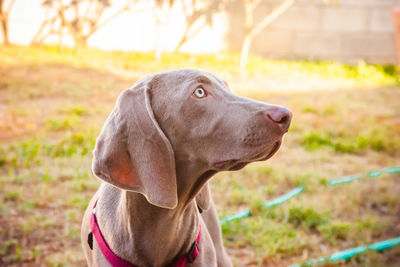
[89,200,201,267]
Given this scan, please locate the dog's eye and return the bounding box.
[193,87,207,98]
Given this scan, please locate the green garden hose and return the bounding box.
[289,236,400,267]
[220,166,399,225]
[329,166,400,186]
[218,166,400,266]
[219,186,304,226]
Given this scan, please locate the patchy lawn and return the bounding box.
[0,46,399,266]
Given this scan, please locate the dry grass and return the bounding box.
[0,46,399,266]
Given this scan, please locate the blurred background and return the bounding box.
[0,0,399,266]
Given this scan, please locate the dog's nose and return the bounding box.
[264,106,292,132]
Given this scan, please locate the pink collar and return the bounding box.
[89,200,201,267]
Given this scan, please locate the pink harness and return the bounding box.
[88,200,201,267]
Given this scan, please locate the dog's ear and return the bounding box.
[196,182,211,212]
[92,83,177,209]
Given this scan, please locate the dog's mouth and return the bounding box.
[215,140,282,171]
[259,140,281,161]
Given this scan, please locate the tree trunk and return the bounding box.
[0,14,9,45]
[154,19,162,62]
[0,0,12,45]
[239,34,252,71]
[239,0,255,72]
[74,35,88,48]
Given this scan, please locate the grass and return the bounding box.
[0,45,399,266]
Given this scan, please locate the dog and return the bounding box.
[81,69,291,266]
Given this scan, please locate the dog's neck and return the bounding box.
[98,159,210,266]
[122,191,199,265]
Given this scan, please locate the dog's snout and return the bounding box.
[264,107,292,132]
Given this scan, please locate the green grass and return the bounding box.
[1,45,399,87]
[318,221,352,245]
[0,45,399,266]
[287,206,330,230]
[301,127,400,155]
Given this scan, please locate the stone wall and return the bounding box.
[227,0,399,63]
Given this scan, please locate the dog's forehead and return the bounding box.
[165,69,218,83]
[175,69,229,91]
[147,69,230,95]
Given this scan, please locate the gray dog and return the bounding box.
[81,69,291,266]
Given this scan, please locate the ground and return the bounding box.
[0,46,399,266]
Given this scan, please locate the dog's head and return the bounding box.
[92,69,291,209]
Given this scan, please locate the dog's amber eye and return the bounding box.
[193,87,206,98]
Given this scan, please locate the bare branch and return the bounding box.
[174,0,220,52]
[249,0,295,38]
[6,0,16,13]
[31,19,51,44]
[239,0,296,71]
[34,0,133,47]
[88,4,130,36]
[175,18,207,52]
[55,0,81,42]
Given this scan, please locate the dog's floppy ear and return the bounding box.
[92,83,177,209]
[196,182,211,212]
